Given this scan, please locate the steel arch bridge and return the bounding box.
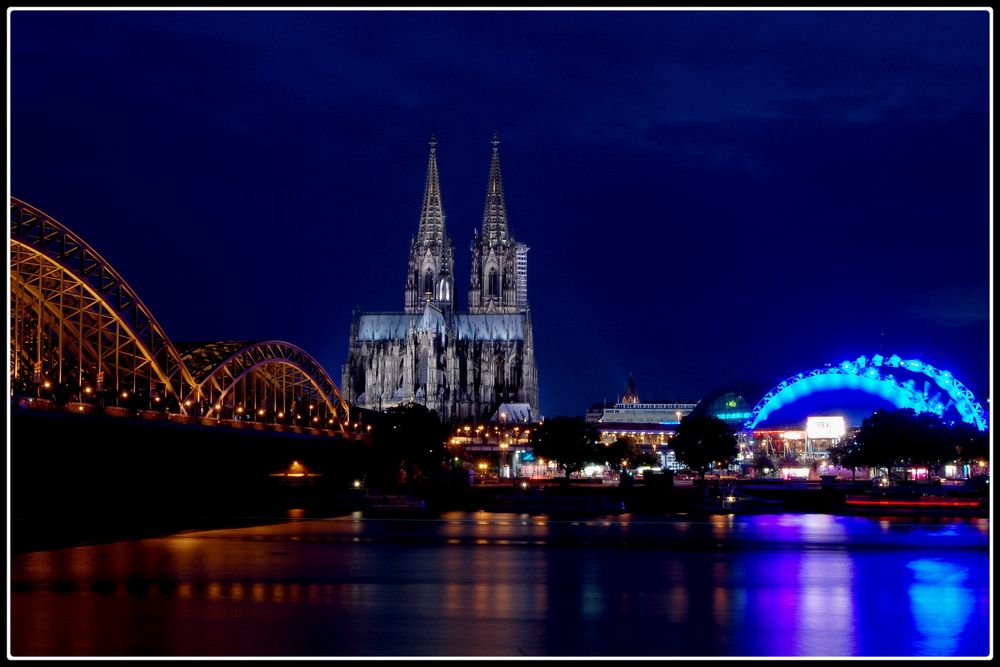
[10,196,350,431]
[745,353,987,432]
[178,340,349,426]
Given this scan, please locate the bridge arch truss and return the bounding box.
[180,341,350,430]
[10,197,197,410]
[10,197,351,432]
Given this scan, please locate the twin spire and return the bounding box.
[416,133,511,245]
[407,134,522,314]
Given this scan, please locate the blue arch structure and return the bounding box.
[745,354,987,432]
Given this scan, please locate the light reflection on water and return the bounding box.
[10,512,990,657]
[795,550,855,656]
[908,559,975,656]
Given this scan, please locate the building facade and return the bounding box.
[342,136,538,423]
[588,375,698,426]
[588,375,699,470]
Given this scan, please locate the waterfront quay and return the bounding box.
[11,405,989,553]
[442,475,989,518]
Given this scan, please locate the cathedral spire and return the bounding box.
[481,132,510,243]
[468,134,522,314]
[417,134,447,246]
[405,135,454,313]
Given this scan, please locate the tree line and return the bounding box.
[361,403,988,487]
[828,408,989,480]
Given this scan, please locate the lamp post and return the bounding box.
[512,426,521,477]
[499,411,508,476]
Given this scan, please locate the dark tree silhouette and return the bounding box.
[854,408,968,481]
[529,417,602,481]
[604,436,659,483]
[668,415,738,481]
[369,402,448,486]
[828,434,865,480]
[751,452,776,478]
[952,421,989,467]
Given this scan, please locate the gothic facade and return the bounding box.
[342,136,539,423]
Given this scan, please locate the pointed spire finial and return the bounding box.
[481,133,509,240]
[415,138,447,245]
[406,137,454,312]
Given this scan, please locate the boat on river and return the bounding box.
[841,492,985,516]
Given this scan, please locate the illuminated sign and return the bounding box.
[806,416,846,439]
[780,431,805,440]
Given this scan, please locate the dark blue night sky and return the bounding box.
[9,9,991,419]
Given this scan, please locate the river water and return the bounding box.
[9,511,991,657]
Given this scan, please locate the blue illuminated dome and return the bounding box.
[691,384,766,428]
[745,354,987,432]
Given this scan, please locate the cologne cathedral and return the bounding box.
[342,136,539,423]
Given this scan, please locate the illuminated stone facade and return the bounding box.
[342,137,538,422]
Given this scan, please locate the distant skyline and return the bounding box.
[9,8,991,418]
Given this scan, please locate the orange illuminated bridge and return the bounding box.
[10,196,353,437]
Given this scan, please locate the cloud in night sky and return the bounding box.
[9,9,991,416]
[901,285,989,328]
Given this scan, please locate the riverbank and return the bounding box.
[406,476,989,516]
[11,409,987,553]
[13,476,987,553]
